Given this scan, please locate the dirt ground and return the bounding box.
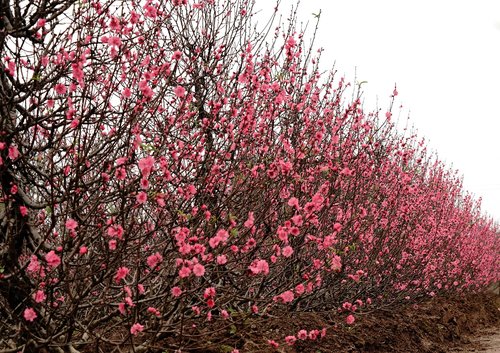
[449,327,500,352]
[74,290,499,352]
[187,291,500,353]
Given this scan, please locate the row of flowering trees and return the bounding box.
[0,0,498,352]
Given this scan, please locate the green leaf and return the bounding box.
[219,345,235,353]
[141,143,156,152]
[312,10,322,18]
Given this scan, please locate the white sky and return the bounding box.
[256,0,500,222]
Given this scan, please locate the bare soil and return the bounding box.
[449,327,500,352]
[189,291,500,353]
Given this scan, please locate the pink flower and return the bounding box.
[286,36,296,48]
[216,255,227,265]
[118,302,126,315]
[297,329,308,340]
[203,287,216,299]
[172,50,182,60]
[267,340,279,348]
[144,4,158,17]
[280,290,294,303]
[109,239,117,250]
[304,202,316,214]
[130,323,144,335]
[136,191,147,204]
[282,245,294,258]
[138,156,155,178]
[108,36,122,47]
[291,214,303,226]
[147,307,161,316]
[171,286,183,297]
[295,283,305,295]
[27,255,41,274]
[115,167,126,180]
[140,178,149,189]
[346,314,355,325]
[79,246,88,255]
[312,193,324,206]
[193,263,205,277]
[156,196,165,207]
[248,259,269,275]
[45,250,61,268]
[19,206,28,216]
[65,218,78,230]
[171,0,188,6]
[209,236,221,248]
[309,329,319,340]
[33,290,46,303]
[330,255,342,271]
[116,157,127,165]
[36,18,46,27]
[122,87,132,98]
[54,83,66,95]
[24,308,37,322]
[8,146,19,160]
[244,212,255,228]
[173,85,186,98]
[340,167,354,176]
[285,335,297,345]
[216,229,229,242]
[115,266,130,283]
[287,197,300,209]
[107,224,124,239]
[209,229,229,248]
[147,252,163,268]
[178,266,191,278]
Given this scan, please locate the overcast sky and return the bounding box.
[256,0,500,222]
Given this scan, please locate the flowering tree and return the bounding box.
[0,0,498,352]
